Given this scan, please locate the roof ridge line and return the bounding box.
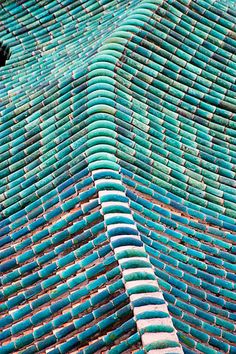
[91,167,183,353]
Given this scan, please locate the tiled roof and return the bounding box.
[0,0,236,353]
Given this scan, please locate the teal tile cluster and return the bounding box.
[0,0,236,353]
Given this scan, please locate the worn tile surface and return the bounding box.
[0,0,236,353]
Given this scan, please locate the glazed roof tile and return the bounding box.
[0,0,236,353]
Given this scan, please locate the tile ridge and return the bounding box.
[91,166,183,353]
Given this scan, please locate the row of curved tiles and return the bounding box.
[0,0,236,353]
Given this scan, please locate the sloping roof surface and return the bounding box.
[0,0,236,353]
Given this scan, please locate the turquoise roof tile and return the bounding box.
[0,0,236,352]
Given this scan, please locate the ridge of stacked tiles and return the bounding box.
[94,166,182,353]
[0,0,236,353]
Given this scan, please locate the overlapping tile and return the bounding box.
[0,0,236,353]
